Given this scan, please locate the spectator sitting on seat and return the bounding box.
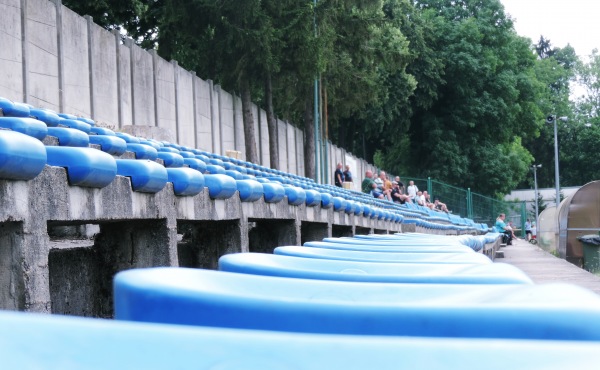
[433,198,449,213]
[394,176,405,193]
[391,181,411,204]
[374,171,392,201]
[334,162,344,187]
[361,170,375,193]
[507,221,517,240]
[370,182,384,199]
[494,213,513,245]
[406,180,418,202]
[415,190,425,206]
[423,191,434,209]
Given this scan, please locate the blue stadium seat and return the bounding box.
[320,192,333,208]
[0,130,47,180]
[261,182,286,203]
[205,164,226,175]
[274,246,492,264]
[204,174,237,199]
[90,127,116,136]
[157,152,184,168]
[46,147,117,188]
[47,127,89,147]
[304,189,321,207]
[166,167,205,196]
[219,253,532,284]
[236,179,264,202]
[76,117,95,126]
[29,108,60,126]
[284,186,306,206]
[0,117,47,140]
[114,267,600,340]
[183,158,206,173]
[89,135,127,156]
[116,132,140,143]
[58,118,91,133]
[126,143,159,160]
[116,159,168,193]
[304,241,474,253]
[0,98,30,117]
[5,310,600,370]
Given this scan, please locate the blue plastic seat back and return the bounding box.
[47,127,90,147]
[219,253,532,284]
[126,143,159,160]
[0,98,30,117]
[114,267,600,340]
[0,117,47,140]
[204,174,237,199]
[29,108,60,126]
[261,182,286,203]
[0,130,47,180]
[275,246,492,264]
[166,167,205,196]
[89,135,127,156]
[46,147,117,188]
[304,241,473,253]
[116,159,168,193]
[236,179,264,202]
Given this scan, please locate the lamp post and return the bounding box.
[532,164,541,231]
[546,115,568,208]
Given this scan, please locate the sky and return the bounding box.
[501,0,600,57]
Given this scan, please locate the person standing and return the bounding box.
[406,181,418,202]
[334,163,344,187]
[525,219,532,241]
[343,164,353,183]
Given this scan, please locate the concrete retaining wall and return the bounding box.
[0,166,401,317]
[0,0,382,182]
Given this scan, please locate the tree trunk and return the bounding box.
[303,94,316,180]
[265,71,279,170]
[240,74,259,164]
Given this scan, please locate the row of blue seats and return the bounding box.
[0,96,486,231]
[111,232,600,342]
[6,232,600,368]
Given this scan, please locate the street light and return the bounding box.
[546,115,568,208]
[532,164,542,232]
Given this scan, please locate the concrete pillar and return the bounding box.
[301,221,330,244]
[177,220,246,270]
[249,219,300,253]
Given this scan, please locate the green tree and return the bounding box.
[381,0,542,196]
[62,0,160,48]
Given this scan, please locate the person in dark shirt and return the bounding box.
[343,164,353,183]
[391,181,411,204]
[334,163,344,187]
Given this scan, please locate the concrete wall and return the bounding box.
[0,0,386,181]
[0,0,23,101]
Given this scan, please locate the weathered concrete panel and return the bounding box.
[89,21,118,125]
[154,56,176,136]
[278,119,287,172]
[296,126,305,177]
[194,77,212,151]
[117,42,133,127]
[259,109,270,167]
[130,42,155,126]
[175,65,195,148]
[233,95,244,158]
[219,88,234,154]
[26,0,59,110]
[211,85,222,154]
[287,122,297,175]
[61,7,90,117]
[0,0,23,101]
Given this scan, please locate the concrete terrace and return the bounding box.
[503,238,600,295]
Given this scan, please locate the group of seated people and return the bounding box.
[360,170,450,213]
[334,163,353,187]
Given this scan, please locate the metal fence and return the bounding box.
[401,177,526,230]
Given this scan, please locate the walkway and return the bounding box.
[502,238,600,295]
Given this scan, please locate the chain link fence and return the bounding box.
[399,176,526,230]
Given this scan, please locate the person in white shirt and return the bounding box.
[406,180,418,201]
